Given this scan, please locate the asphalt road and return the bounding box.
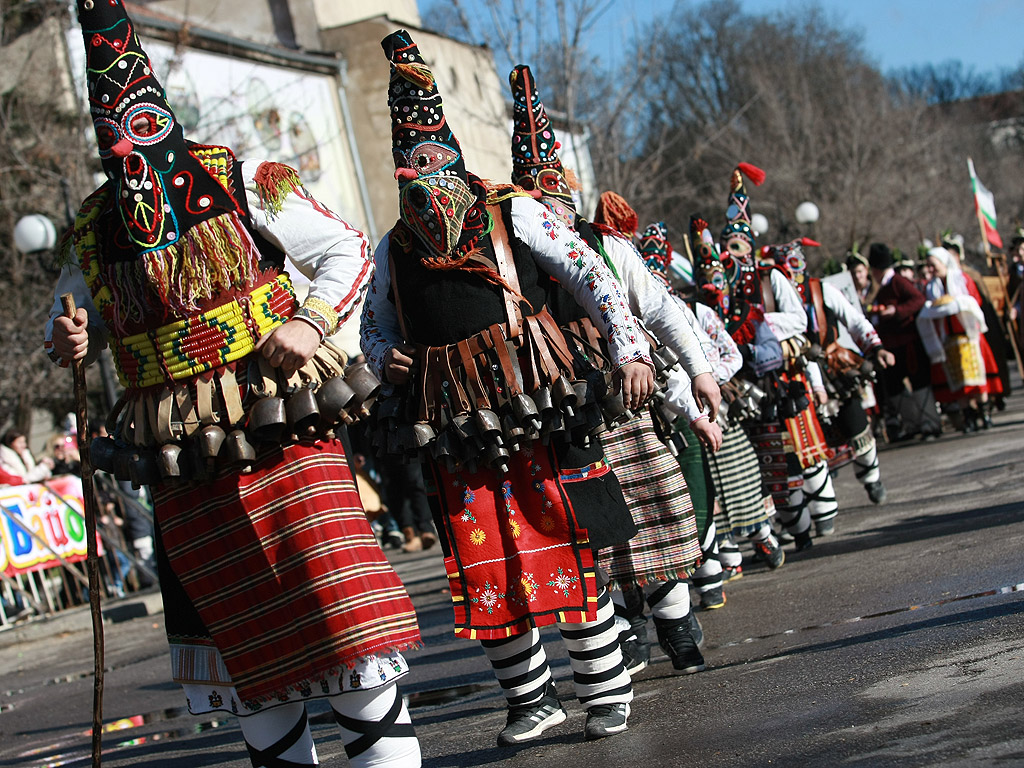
[2,393,1022,768]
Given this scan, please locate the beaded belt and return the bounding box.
[112,275,296,389]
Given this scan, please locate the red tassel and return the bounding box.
[800,237,821,248]
[737,162,766,186]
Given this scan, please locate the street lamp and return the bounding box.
[795,201,819,226]
[750,213,769,237]
[13,214,57,254]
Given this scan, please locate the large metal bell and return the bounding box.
[158,443,184,479]
[474,409,503,441]
[658,346,680,370]
[197,424,226,458]
[316,377,356,424]
[286,387,321,437]
[501,412,526,453]
[511,393,541,432]
[224,429,257,467]
[531,386,555,418]
[483,442,510,475]
[249,396,287,442]
[431,430,458,474]
[412,422,436,449]
[552,375,578,418]
[113,447,133,482]
[601,393,633,426]
[128,449,160,489]
[451,414,482,451]
[90,436,117,474]
[345,362,381,419]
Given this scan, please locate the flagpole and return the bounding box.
[972,177,1024,380]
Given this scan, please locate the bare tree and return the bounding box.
[0,3,98,429]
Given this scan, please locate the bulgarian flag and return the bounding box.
[968,157,1003,249]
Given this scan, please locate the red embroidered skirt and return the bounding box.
[781,373,835,470]
[154,439,421,704]
[436,443,597,640]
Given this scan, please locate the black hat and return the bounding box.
[867,242,893,270]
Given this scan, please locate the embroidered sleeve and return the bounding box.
[822,283,881,354]
[765,269,808,341]
[696,303,743,382]
[244,160,373,335]
[600,233,713,377]
[509,197,650,369]
[359,234,405,380]
[44,259,108,368]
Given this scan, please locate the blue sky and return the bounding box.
[588,0,1024,75]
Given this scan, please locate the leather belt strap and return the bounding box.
[761,272,777,313]
[487,204,524,340]
[808,277,829,347]
[458,338,489,408]
[535,310,579,373]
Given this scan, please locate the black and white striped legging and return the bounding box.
[480,588,632,710]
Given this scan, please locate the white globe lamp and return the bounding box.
[795,202,820,226]
[13,214,57,254]
[750,213,769,236]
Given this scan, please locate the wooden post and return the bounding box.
[974,211,1024,379]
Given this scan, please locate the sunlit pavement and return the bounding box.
[2,385,1022,767]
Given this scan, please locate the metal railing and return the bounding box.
[0,472,158,629]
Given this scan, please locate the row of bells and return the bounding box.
[90,363,382,488]
[370,344,684,476]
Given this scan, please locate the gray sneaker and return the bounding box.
[584,702,630,740]
[496,683,566,746]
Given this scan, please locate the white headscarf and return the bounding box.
[917,247,986,362]
[924,247,970,300]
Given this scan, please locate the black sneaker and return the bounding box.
[654,615,706,673]
[752,536,786,569]
[496,682,567,746]
[793,530,813,552]
[584,702,630,740]
[699,585,726,610]
[689,611,705,649]
[618,625,650,676]
[722,564,744,582]
[865,480,887,505]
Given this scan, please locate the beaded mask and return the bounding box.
[509,65,578,228]
[764,237,820,304]
[720,163,766,303]
[383,30,485,260]
[692,215,731,316]
[638,222,673,286]
[77,0,240,259]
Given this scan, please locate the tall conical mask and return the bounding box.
[692,215,730,316]
[720,162,766,268]
[77,0,238,256]
[382,29,479,258]
[509,65,576,226]
[638,222,673,285]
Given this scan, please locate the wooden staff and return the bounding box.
[61,293,104,767]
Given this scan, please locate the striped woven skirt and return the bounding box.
[746,420,793,508]
[598,411,701,589]
[709,423,774,538]
[154,438,421,709]
[781,373,835,470]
